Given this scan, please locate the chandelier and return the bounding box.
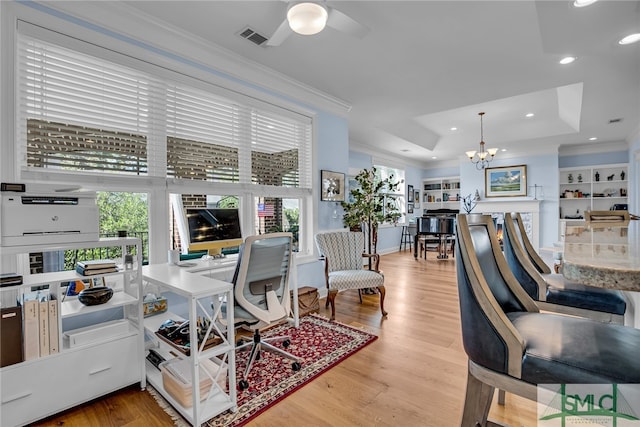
[466,112,498,170]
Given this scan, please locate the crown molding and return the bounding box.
[23,1,351,117]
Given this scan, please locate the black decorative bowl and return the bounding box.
[78,287,113,306]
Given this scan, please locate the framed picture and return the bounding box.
[407,185,414,202]
[414,190,420,204]
[321,170,345,201]
[485,165,527,197]
[407,203,414,214]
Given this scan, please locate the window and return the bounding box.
[373,164,406,224]
[16,25,315,258]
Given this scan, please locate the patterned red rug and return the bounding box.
[148,314,377,427]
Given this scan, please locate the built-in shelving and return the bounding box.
[422,176,461,212]
[0,238,145,427]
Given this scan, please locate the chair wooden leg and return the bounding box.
[461,369,494,427]
[377,285,388,316]
[497,389,506,405]
[327,290,338,320]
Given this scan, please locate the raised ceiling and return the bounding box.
[118,1,640,165]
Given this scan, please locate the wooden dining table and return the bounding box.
[562,220,640,291]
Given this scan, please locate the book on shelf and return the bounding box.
[1,306,23,367]
[75,265,118,276]
[39,298,50,357]
[0,273,23,287]
[48,298,59,354]
[23,299,40,360]
[76,259,116,270]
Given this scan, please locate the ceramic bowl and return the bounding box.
[78,286,113,306]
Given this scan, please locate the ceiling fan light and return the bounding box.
[287,2,328,35]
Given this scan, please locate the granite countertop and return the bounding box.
[562,221,640,291]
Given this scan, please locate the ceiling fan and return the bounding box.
[266,1,369,46]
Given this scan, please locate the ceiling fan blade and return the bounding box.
[266,18,293,46]
[326,6,369,38]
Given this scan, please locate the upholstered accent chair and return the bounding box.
[456,214,640,426]
[503,212,626,324]
[226,232,302,390]
[314,231,387,321]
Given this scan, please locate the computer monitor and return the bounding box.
[185,208,243,255]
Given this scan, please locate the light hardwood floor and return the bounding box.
[32,251,536,427]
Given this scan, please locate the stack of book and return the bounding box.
[75,259,117,276]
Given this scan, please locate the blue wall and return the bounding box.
[460,153,559,248]
[316,112,350,231]
[559,150,628,168]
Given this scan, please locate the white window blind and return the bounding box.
[17,34,161,175]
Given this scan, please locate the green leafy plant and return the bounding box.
[341,167,401,256]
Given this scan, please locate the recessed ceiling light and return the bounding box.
[619,33,640,45]
[589,137,598,141]
[573,0,598,7]
[431,156,438,159]
[501,149,507,152]
[559,56,577,65]
[450,127,457,131]
[525,113,535,118]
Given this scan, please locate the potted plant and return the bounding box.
[341,167,401,257]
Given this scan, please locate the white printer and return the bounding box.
[1,185,99,247]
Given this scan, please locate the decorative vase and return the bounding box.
[595,171,600,182]
[577,173,582,183]
[568,173,573,183]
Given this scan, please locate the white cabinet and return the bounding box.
[559,163,628,221]
[422,176,461,211]
[142,264,237,426]
[0,238,145,427]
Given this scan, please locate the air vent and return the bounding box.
[238,27,269,46]
[608,118,623,124]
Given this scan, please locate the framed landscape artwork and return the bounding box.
[485,165,527,197]
[321,170,345,201]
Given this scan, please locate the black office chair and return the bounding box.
[456,214,640,426]
[503,212,626,325]
[224,232,302,390]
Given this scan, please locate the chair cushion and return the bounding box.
[328,270,384,291]
[507,312,640,384]
[544,274,626,315]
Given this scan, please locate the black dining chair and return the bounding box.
[455,214,640,426]
[503,212,626,325]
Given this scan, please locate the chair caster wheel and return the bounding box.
[239,380,249,390]
[282,339,291,348]
[292,362,301,371]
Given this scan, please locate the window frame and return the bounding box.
[14,21,317,262]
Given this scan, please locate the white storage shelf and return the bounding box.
[0,238,145,427]
[559,163,628,220]
[142,263,237,426]
[422,176,461,210]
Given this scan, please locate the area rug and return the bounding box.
[148,314,377,427]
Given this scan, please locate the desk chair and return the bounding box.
[314,231,387,321]
[503,212,626,325]
[225,232,302,390]
[456,214,640,426]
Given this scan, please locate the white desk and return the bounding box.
[142,263,237,426]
